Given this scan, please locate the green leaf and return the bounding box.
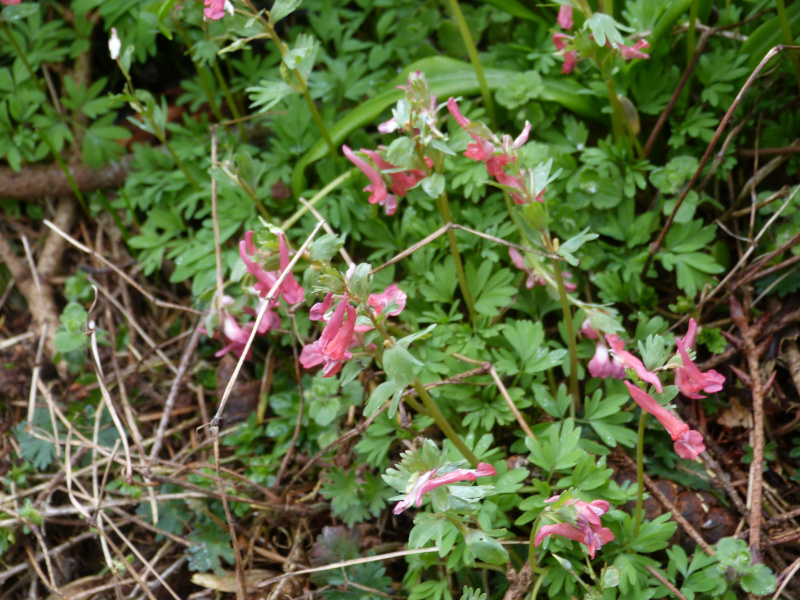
[583,13,631,48]
[365,380,403,418]
[741,1,800,71]
[186,527,235,575]
[271,0,302,23]
[464,529,508,565]
[309,232,346,261]
[739,564,777,596]
[421,173,445,198]
[383,345,421,388]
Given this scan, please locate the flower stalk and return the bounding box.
[436,189,477,323]
[445,0,496,129]
[545,235,579,418]
[634,410,646,536]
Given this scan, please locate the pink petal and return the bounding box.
[624,381,690,442]
[557,5,574,30]
[203,0,226,20]
[581,317,599,340]
[673,429,705,460]
[277,234,304,305]
[606,334,663,393]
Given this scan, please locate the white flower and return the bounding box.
[108,28,121,60]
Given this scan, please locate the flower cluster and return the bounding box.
[392,463,496,515]
[553,6,578,74]
[342,145,431,216]
[447,98,536,205]
[301,283,407,377]
[585,318,721,461]
[300,293,357,377]
[534,493,615,559]
[204,231,304,359]
[509,247,576,293]
[552,4,650,74]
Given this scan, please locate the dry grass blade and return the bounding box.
[254,547,441,588]
[43,218,203,314]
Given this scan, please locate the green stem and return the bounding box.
[211,60,248,141]
[530,567,550,599]
[634,411,647,536]
[604,77,626,142]
[436,191,477,323]
[687,0,699,68]
[281,169,354,229]
[413,378,479,467]
[549,245,579,418]
[261,17,336,157]
[445,0,496,129]
[118,65,201,189]
[776,0,800,92]
[365,302,476,466]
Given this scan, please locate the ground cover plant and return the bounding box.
[2,0,800,598]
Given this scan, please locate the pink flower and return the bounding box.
[557,5,573,30]
[0,0,22,4]
[309,292,333,322]
[616,39,650,60]
[580,317,598,340]
[553,33,578,74]
[606,334,663,393]
[239,231,304,305]
[674,319,725,399]
[509,247,546,289]
[203,0,226,19]
[588,340,626,380]
[300,294,357,377]
[446,98,496,161]
[393,463,496,515]
[212,311,277,359]
[343,145,398,215]
[362,149,430,198]
[535,494,615,559]
[368,283,407,317]
[624,381,705,460]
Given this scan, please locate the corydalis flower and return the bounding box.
[534,494,615,559]
[675,319,725,399]
[624,381,705,460]
[606,334,663,393]
[509,247,576,291]
[552,33,578,74]
[342,145,398,215]
[446,98,536,204]
[109,28,121,60]
[588,340,626,380]
[557,5,573,30]
[213,311,276,359]
[300,294,357,377]
[393,463,496,515]
[310,285,407,333]
[239,231,304,306]
[616,39,650,60]
[204,0,233,19]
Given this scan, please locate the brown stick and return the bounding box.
[643,28,713,157]
[0,156,133,199]
[646,566,690,600]
[729,295,768,555]
[641,45,795,277]
[618,450,714,555]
